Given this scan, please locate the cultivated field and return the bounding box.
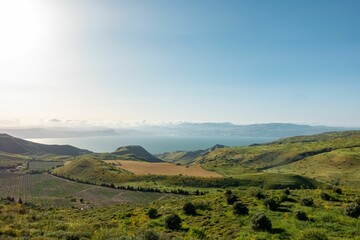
[105,160,222,177]
[0,170,164,207]
[28,160,64,171]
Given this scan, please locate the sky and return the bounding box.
[0,0,359,127]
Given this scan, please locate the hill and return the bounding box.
[0,133,91,156]
[53,156,131,184]
[195,131,360,187]
[156,144,226,164]
[112,145,162,162]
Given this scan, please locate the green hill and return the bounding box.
[0,133,91,156]
[196,131,360,187]
[156,144,225,164]
[53,156,131,184]
[112,145,162,162]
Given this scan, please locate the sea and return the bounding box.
[27,136,276,154]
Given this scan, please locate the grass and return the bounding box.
[0,187,358,239]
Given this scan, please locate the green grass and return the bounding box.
[28,161,64,172]
[0,187,358,239]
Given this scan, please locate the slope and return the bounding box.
[0,133,91,156]
[112,145,162,162]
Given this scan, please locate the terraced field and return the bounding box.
[0,170,165,207]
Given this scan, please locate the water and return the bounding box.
[27,136,276,154]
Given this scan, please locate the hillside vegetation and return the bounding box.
[191,131,360,187]
[113,145,163,162]
[0,134,91,156]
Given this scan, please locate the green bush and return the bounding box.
[165,214,182,230]
[147,208,158,219]
[263,198,279,211]
[333,187,342,195]
[295,211,308,221]
[320,192,331,201]
[301,198,314,206]
[143,230,159,240]
[183,202,196,215]
[226,194,237,205]
[283,189,291,195]
[233,202,249,215]
[189,228,206,239]
[249,187,265,199]
[297,228,328,240]
[251,213,272,232]
[344,203,360,218]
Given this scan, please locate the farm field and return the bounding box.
[0,170,165,207]
[28,160,64,171]
[105,160,222,177]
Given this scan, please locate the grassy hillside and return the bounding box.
[0,133,91,156]
[113,145,163,162]
[195,131,360,187]
[156,144,225,164]
[0,187,358,239]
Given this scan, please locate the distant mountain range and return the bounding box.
[0,122,356,139]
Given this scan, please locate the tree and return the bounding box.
[226,194,237,205]
[18,197,23,204]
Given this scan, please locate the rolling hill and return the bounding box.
[194,131,360,187]
[0,133,91,156]
[112,145,162,162]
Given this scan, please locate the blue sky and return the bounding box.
[0,0,359,126]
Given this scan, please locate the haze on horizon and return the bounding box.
[0,0,359,127]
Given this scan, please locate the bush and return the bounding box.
[263,198,279,211]
[283,189,291,195]
[297,228,328,240]
[183,202,196,215]
[249,187,265,199]
[295,211,308,221]
[344,203,360,218]
[165,214,182,230]
[233,202,249,215]
[143,230,159,240]
[251,213,272,232]
[320,192,331,201]
[147,208,158,219]
[225,189,233,196]
[189,228,206,239]
[333,187,342,195]
[192,199,210,210]
[301,198,314,207]
[226,194,237,205]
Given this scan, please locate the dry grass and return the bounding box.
[105,160,222,178]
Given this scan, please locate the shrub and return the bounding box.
[183,202,196,215]
[320,192,331,201]
[249,187,265,199]
[147,208,158,219]
[297,228,328,240]
[226,194,237,205]
[189,228,206,239]
[283,189,291,195]
[301,198,314,207]
[344,203,360,218]
[263,198,279,211]
[165,214,182,230]
[233,202,249,215]
[225,189,233,196]
[192,199,210,210]
[333,187,342,195]
[295,211,308,221]
[143,230,159,240]
[251,213,272,232]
